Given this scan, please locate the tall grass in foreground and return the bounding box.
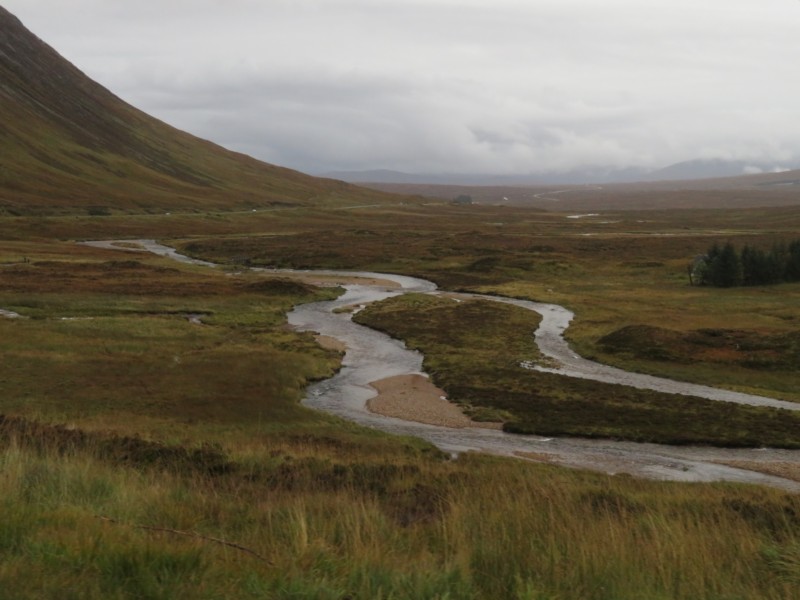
[1,236,798,598]
[1,437,798,599]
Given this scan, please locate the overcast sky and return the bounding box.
[4,0,800,175]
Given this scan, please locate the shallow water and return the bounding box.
[479,295,800,412]
[287,278,800,490]
[87,240,800,490]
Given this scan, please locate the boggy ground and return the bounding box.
[3,411,800,600]
[599,325,800,369]
[354,294,800,447]
[0,241,343,429]
[1,205,800,598]
[169,202,800,402]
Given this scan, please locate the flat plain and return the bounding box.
[3,196,800,598]
[3,7,800,594]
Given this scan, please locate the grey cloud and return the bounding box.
[4,0,800,175]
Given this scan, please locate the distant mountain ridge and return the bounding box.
[0,7,400,215]
[324,159,799,187]
[363,164,800,211]
[650,159,796,181]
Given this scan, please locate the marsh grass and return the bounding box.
[355,294,800,447]
[2,431,800,599]
[0,249,343,433]
[162,203,800,403]
[2,209,800,597]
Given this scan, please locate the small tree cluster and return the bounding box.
[692,240,800,287]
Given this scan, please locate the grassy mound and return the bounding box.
[355,294,800,447]
[599,325,800,371]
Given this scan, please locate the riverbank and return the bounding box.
[89,239,800,489]
[368,374,502,429]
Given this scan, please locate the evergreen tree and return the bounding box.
[697,239,800,287]
[765,243,787,284]
[740,245,767,286]
[707,242,742,287]
[786,240,800,282]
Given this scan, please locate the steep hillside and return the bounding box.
[0,7,402,215]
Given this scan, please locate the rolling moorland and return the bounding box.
[2,6,800,599]
[361,165,800,211]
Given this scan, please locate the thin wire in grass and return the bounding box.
[95,515,272,563]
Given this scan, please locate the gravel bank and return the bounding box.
[368,374,502,430]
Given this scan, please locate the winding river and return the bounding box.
[83,240,800,491]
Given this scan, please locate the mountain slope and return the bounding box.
[0,7,400,215]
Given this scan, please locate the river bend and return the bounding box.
[82,240,800,491]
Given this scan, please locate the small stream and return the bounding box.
[82,240,800,491]
[480,295,800,412]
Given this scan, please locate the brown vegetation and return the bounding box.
[1,5,800,595]
[599,325,800,371]
[0,415,233,475]
[367,171,800,210]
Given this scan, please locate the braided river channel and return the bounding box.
[84,240,800,491]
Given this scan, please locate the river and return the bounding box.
[82,240,800,491]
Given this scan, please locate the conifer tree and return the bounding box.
[707,242,742,287]
[697,239,800,287]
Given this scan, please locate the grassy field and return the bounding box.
[353,293,800,446]
[4,11,800,594]
[169,202,800,402]
[1,203,800,598]
[3,416,800,599]
[0,241,346,437]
